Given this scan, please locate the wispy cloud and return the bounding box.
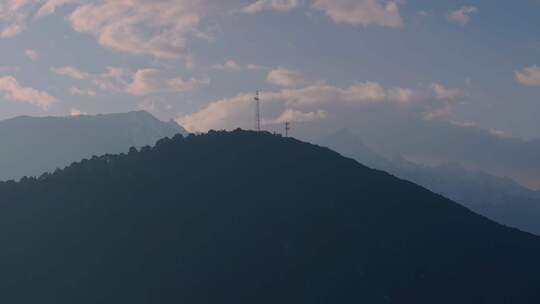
[52,66,208,96]
[51,66,88,79]
[69,87,97,96]
[36,0,78,18]
[212,60,267,71]
[126,69,209,96]
[266,67,309,87]
[24,49,39,61]
[0,76,56,109]
[447,6,478,26]
[311,0,403,28]
[242,0,302,14]
[263,109,327,125]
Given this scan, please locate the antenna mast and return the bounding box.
[285,121,290,137]
[254,91,261,131]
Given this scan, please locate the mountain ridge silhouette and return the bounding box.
[1,129,540,303]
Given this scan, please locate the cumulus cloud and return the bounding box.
[178,79,441,132]
[242,0,301,14]
[312,0,403,28]
[177,76,464,133]
[0,76,56,109]
[267,67,308,87]
[178,92,255,132]
[515,65,540,86]
[52,65,207,96]
[447,6,478,26]
[67,0,221,61]
[24,49,39,61]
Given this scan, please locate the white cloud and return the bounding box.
[178,92,255,132]
[51,66,88,79]
[70,108,87,116]
[177,78,464,132]
[67,0,216,61]
[1,22,24,37]
[267,67,308,87]
[264,109,326,125]
[422,83,464,120]
[431,83,463,101]
[276,81,409,106]
[0,76,56,109]
[212,60,268,71]
[178,80,435,132]
[0,0,31,38]
[447,6,478,26]
[36,0,77,18]
[515,65,540,86]
[52,66,207,96]
[126,69,209,96]
[24,49,39,61]
[243,0,301,14]
[312,0,403,28]
[213,60,243,71]
[387,87,417,105]
[69,87,97,96]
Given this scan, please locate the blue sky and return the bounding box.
[1,0,539,138]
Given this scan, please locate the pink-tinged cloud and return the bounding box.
[0,76,56,109]
[515,66,540,86]
[312,0,403,28]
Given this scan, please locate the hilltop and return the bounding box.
[1,130,540,303]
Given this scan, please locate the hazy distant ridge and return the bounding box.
[0,111,186,181]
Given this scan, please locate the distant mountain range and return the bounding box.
[1,130,540,303]
[1,111,539,236]
[0,111,186,182]
[320,129,540,235]
[296,106,540,190]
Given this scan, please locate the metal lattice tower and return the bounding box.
[285,121,290,137]
[254,91,261,131]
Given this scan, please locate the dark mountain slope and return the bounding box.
[320,129,540,235]
[1,130,540,303]
[0,111,186,181]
